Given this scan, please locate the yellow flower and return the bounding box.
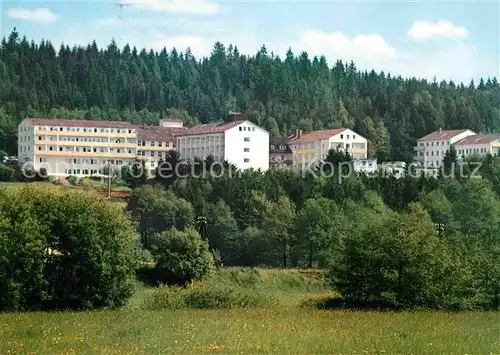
[207,344,225,351]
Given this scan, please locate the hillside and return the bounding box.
[0,28,499,160]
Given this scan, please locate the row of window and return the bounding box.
[458,147,488,155]
[36,126,134,134]
[138,141,175,148]
[339,134,356,140]
[36,146,135,154]
[418,147,489,157]
[419,141,451,147]
[37,136,136,144]
[40,159,127,166]
[239,126,256,132]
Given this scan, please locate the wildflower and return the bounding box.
[207,344,225,351]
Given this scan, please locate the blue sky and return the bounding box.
[2,0,499,84]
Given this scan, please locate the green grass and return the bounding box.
[1,267,499,354]
[0,181,128,208]
[0,181,59,190]
[1,309,499,354]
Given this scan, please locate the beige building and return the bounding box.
[18,118,137,176]
[454,134,500,160]
[288,128,368,171]
[137,119,186,170]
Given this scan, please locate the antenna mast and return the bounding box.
[197,216,220,268]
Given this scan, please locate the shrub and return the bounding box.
[36,168,49,182]
[67,175,79,186]
[0,164,14,181]
[0,185,137,311]
[183,286,264,309]
[151,227,215,285]
[79,177,93,190]
[146,283,276,310]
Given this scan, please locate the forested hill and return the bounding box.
[1,28,499,160]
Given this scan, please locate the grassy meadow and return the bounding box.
[1,268,499,354]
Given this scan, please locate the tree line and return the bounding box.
[1,28,499,161]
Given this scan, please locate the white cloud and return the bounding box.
[8,8,57,22]
[95,17,121,27]
[121,0,219,15]
[407,20,468,40]
[288,29,493,83]
[295,30,397,71]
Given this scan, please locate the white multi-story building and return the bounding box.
[288,128,369,171]
[18,118,137,176]
[413,129,476,168]
[454,134,500,160]
[176,119,269,171]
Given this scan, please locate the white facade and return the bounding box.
[379,161,406,178]
[18,118,138,177]
[177,120,269,171]
[290,128,368,170]
[414,129,476,168]
[17,120,35,165]
[353,158,378,173]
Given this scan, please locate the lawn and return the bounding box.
[1,308,499,354]
[1,268,499,354]
[0,181,129,208]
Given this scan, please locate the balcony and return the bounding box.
[37,130,136,139]
[35,140,137,148]
[138,145,176,152]
[34,151,136,159]
[414,145,425,151]
[295,148,316,156]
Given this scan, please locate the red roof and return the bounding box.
[27,118,135,128]
[419,129,472,141]
[455,134,500,146]
[176,120,246,136]
[137,126,187,141]
[289,128,346,144]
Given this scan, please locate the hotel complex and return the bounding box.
[413,128,500,169]
[17,114,270,176]
[18,118,138,176]
[20,115,499,180]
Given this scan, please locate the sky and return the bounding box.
[1,0,499,84]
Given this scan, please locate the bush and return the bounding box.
[151,227,215,285]
[36,168,49,182]
[0,185,137,311]
[67,175,79,186]
[146,283,276,310]
[0,164,14,181]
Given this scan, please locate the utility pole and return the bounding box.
[107,163,111,198]
[435,223,444,238]
[197,216,220,268]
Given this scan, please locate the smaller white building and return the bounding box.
[379,161,406,178]
[414,129,476,169]
[289,128,368,171]
[353,158,378,173]
[176,119,269,171]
